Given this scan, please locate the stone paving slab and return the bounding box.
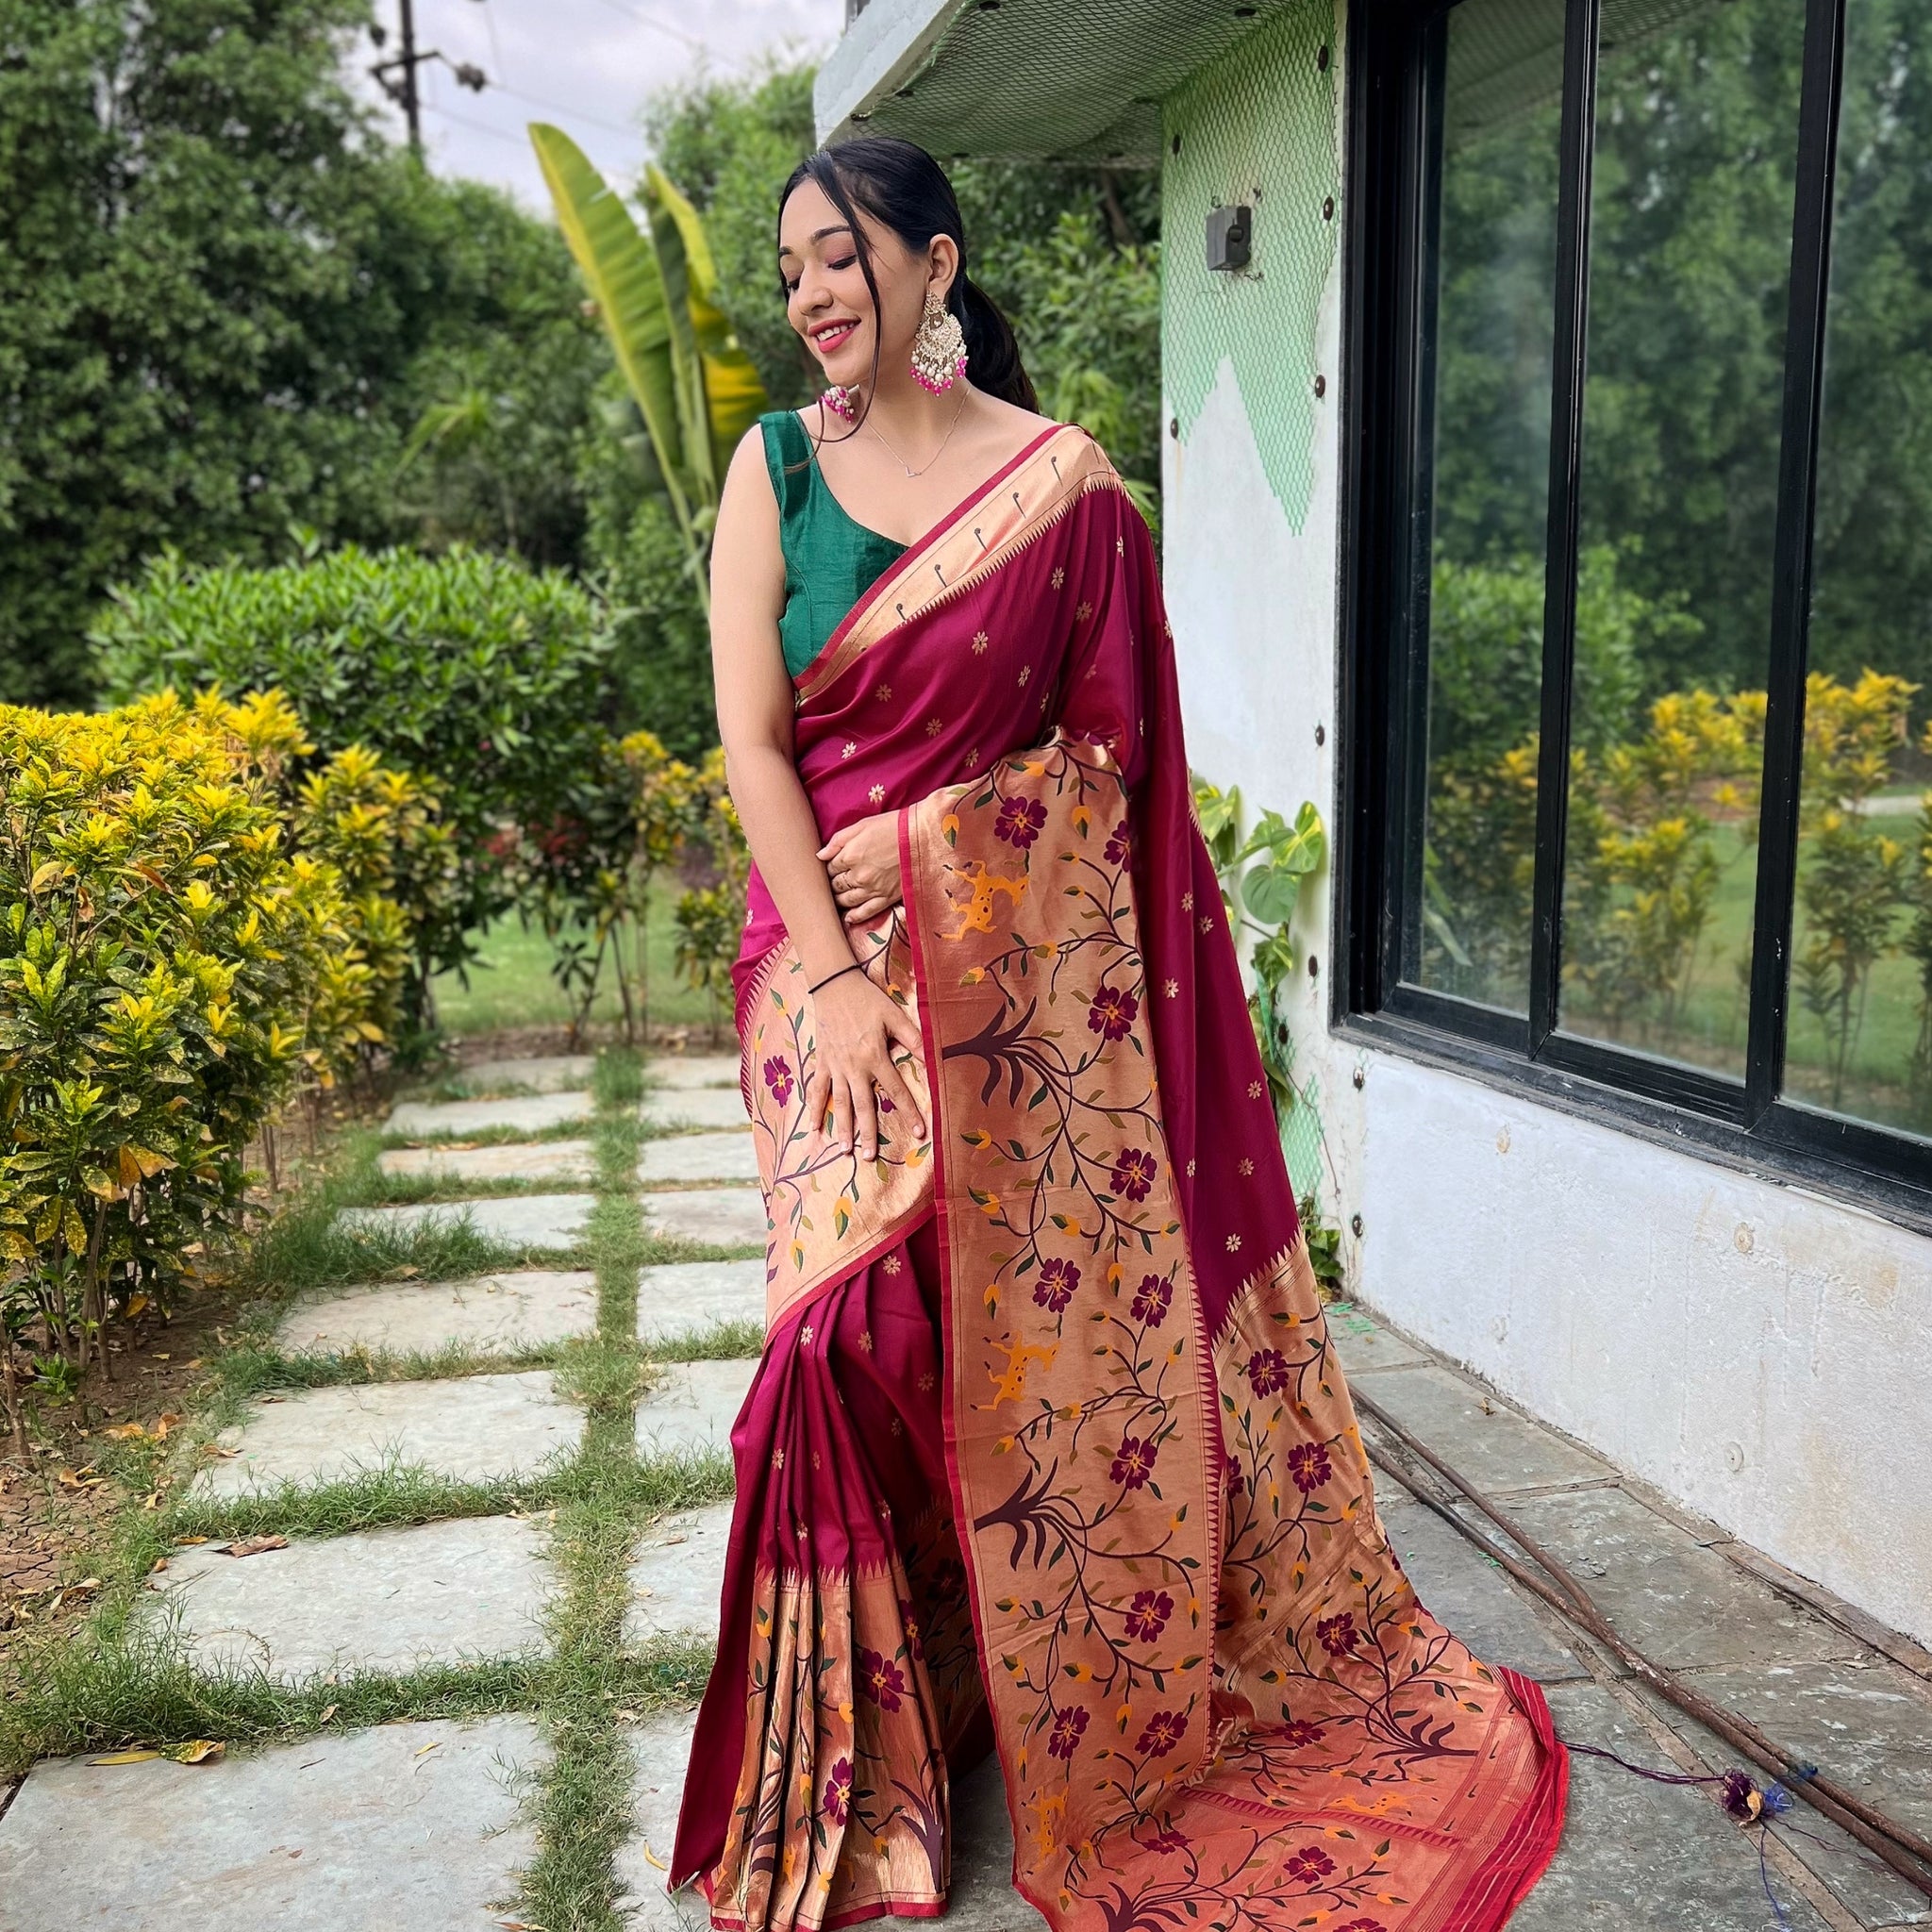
[619,1713,709,1928]
[625,1503,733,1645]
[638,1132,761,1186]
[641,1089,749,1132]
[197,1371,581,1494]
[277,1270,599,1357]
[1352,1360,1613,1495]
[146,1514,555,1682]
[946,1750,1044,1928]
[1375,1488,1587,1686]
[387,1091,592,1139]
[454,1053,595,1095]
[0,1715,543,1932]
[641,1187,766,1249]
[378,1140,596,1185]
[1513,1681,1833,1931]
[337,1194,593,1253]
[1325,1299,1426,1373]
[648,1054,741,1090]
[636,1260,766,1350]
[1644,1657,1932,1926]
[1502,1485,1860,1674]
[635,1358,757,1458]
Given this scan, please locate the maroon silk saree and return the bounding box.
[671,425,1567,1932]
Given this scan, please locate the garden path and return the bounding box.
[2,1051,1929,1930]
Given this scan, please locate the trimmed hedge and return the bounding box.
[91,542,619,1009]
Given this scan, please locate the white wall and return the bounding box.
[1159,21,1932,1649]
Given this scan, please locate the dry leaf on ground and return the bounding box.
[220,1534,290,1558]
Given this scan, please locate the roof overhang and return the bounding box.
[814,0,1315,163]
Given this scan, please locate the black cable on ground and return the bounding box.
[1351,1385,1932,1906]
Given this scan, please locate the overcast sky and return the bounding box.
[347,0,843,208]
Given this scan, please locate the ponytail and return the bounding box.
[956,275,1037,411]
[778,137,1037,419]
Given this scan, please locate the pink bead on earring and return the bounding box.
[822,385,857,422]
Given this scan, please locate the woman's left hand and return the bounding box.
[819,811,902,924]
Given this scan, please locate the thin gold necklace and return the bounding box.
[866,388,968,478]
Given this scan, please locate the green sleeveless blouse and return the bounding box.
[760,410,907,679]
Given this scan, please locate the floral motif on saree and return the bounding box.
[675,425,1566,1932]
[741,914,933,1337]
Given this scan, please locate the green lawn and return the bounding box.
[427,893,728,1040]
[1564,822,1931,1136]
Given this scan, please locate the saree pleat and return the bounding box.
[673,424,1566,1932]
[687,1225,991,1931]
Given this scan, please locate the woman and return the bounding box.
[672,138,1567,1932]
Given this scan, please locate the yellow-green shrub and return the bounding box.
[672,747,751,1034]
[0,691,422,1372]
[291,742,451,1080]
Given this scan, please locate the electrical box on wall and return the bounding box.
[1206,203,1252,272]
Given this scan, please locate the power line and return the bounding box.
[419,100,536,147]
[480,75,642,140]
[422,95,636,173]
[584,0,708,54]
[476,0,506,75]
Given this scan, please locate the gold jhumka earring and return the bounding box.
[909,286,967,393]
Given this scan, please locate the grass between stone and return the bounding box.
[508,1042,719,1932]
[377,1117,597,1150]
[358,1169,599,1207]
[1,1040,735,1915]
[240,1141,534,1296]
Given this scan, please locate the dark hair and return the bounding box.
[777,136,1038,426]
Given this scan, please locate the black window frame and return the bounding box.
[1336,0,1932,1233]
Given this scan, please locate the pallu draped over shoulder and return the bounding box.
[672,424,1567,1932]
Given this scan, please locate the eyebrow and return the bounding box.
[776,223,855,258]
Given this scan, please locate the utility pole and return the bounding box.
[397,0,420,153]
[369,0,488,158]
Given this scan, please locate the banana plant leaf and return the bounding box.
[529,125,696,526]
[643,164,770,491]
[638,169,712,506]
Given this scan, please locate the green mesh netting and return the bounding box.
[856,0,1309,163]
[1278,1047,1329,1203]
[1162,0,1342,531]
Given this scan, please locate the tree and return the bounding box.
[0,0,599,706]
[388,183,608,568]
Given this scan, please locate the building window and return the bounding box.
[1345,0,1932,1212]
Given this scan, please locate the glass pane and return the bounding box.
[1557,0,1804,1074]
[1410,0,1564,1011]
[1784,0,1932,1142]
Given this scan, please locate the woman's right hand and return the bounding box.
[804,967,928,1161]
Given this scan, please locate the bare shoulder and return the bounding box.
[991,399,1121,486]
[721,421,779,519]
[726,419,773,481]
[974,391,1058,453]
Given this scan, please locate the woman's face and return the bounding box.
[778,176,948,394]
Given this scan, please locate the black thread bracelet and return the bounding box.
[808,962,867,998]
